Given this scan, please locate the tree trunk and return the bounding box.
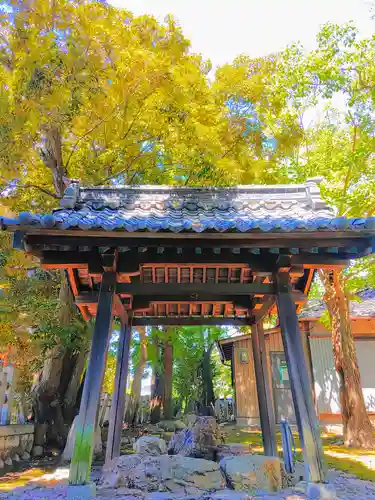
[63,349,88,423]
[201,345,215,415]
[31,271,77,450]
[150,337,163,424]
[31,127,83,452]
[321,269,375,448]
[124,327,147,425]
[150,368,163,424]
[163,340,173,420]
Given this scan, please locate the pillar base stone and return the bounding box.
[296,481,336,499]
[67,483,96,500]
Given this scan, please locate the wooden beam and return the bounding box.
[75,294,99,305]
[41,249,277,272]
[116,282,275,295]
[105,317,132,464]
[251,323,277,457]
[69,272,115,486]
[68,269,79,297]
[132,317,251,326]
[40,248,351,271]
[113,294,128,325]
[25,229,373,244]
[275,271,326,483]
[77,304,91,321]
[253,297,275,321]
[132,295,252,311]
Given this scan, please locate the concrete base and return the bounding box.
[306,482,337,499]
[235,417,260,427]
[296,481,336,499]
[67,483,96,500]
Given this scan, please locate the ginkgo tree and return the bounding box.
[0,0,303,450]
[0,0,227,448]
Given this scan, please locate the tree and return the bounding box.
[172,326,229,413]
[124,327,148,425]
[163,335,173,420]
[273,24,375,447]
[0,0,238,448]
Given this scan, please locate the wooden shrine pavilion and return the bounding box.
[2,178,375,488]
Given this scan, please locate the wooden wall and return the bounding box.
[233,330,284,425]
[233,337,259,424]
[232,319,375,425]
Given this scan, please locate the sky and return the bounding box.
[110,0,375,68]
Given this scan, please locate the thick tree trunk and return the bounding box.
[163,340,173,420]
[322,269,375,448]
[63,349,88,423]
[31,271,80,451]
[124,328,147,425]
[31,127,83,453]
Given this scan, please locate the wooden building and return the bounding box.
[3,179,375,488]
[218,288,375,427]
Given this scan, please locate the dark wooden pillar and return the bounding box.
[275,271,326,483]
[251,323,277,457]
[105,315,132,465]
[69,272,116,485]
[301,321,317,408]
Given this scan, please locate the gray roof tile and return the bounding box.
[4,180,375,234]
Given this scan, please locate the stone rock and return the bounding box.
[62,415,102,462]
[32,445,44,458]
[121,435,133,446]
[4,456,12,466]
[101,454,224,493]
[168,416,222,461]
[133,436,167,456]
[202,490,255,500]
[0,459,4,469]
[220,455,282,492]
[289,461,306,486]
[306,482,337,499]
[67,483,96,500]
[184,413,198,428]
[99,486,145,498]
[21,451,31,460]
[216,443,252,462]
[13,453,20,462]
[144,424,163,435]
[157,420,186,432]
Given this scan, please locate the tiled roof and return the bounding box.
[300,289,375,319]
[4,179,375,234]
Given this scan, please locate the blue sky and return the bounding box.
[109,0,374,68]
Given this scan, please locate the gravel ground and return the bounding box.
[1,469,375,499]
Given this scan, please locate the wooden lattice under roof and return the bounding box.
[3,180,375,325]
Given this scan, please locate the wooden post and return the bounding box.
[301,321,317,408]
[105,317,132,464]
[69,272,116,485]
[251,323,277,457]
[275,271,326,483]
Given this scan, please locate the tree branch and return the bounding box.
[95,152,147,185]
[339,124,357,216]
[2,182,60,199]
[64,104,123,171]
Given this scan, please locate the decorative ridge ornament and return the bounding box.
[58,178,333,215]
